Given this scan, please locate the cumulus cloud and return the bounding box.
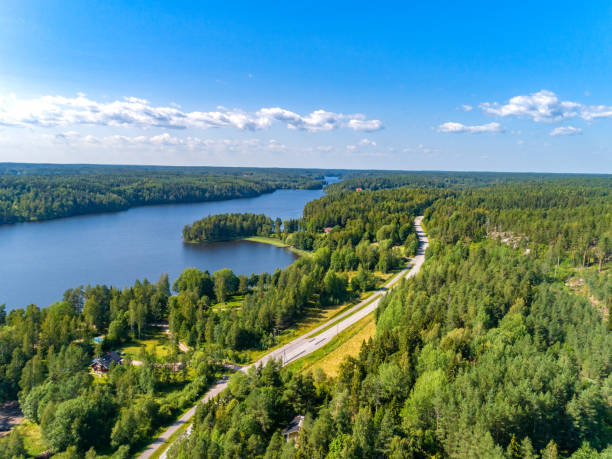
[549,126,582,136]
[480,89,612,122]
[438,121,504,134]
[461,104,473,111]
[0,93,383,132]
[358,138,377,146]
[402,143,439,156]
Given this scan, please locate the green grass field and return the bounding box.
[243,235,311,257]
[117,327,176,361]
[212,295,245,311]
[287,313,376,377]
[12,421,46,457]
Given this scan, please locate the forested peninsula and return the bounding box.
[183,213,277,243]
[0,164,326,224]
[1,171,611,458]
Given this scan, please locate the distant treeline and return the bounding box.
[328,170,612,192]
[0,164,326,224]
[183,213,276,242]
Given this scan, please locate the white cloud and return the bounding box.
[347,118,383,131]
[315,145,333,152]
[480,89,612,122]
[549,126,582,136]
[461,104,473,111]
[402,144,439,156]
[0,93,383,133]
[358,138,377,146]
[438,121,504,134]
[49,132,291,153]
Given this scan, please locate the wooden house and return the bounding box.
[91,351,123,374]
[281,415,304,444]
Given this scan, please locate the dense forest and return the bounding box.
[0,164,327,224]
[168,179,611,459]
[0,185,427,456]
[0,276,221,458]
[328,170,612,193]
[172,187,430,354]
[183,213,277,243]
[2,173,612,458]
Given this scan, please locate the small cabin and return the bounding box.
[324,227,333,234]
[91,351,123,374]
[281,415,304,444]
[355,187,363,191]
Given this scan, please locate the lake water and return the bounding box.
[0,187,327,310]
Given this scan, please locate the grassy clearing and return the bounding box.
[12,421,46,457]
[243,235,287,247]
[117,328,175,361]
[213,295,245,311]
[243,236,311,257]
[287,313,376,378]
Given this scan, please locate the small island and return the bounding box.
[182,212,279,243]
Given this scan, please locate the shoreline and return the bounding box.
[183,235,310,257]
[243,236,311,257]
[0,186,325,227]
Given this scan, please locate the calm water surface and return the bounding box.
[0,187,327,310]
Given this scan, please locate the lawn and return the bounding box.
[286,313,376,378]
[117,327,176,361]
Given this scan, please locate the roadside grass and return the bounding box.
[242,289,379,363]
[306,293,380,339]
[148,419,192,459]
[133,366,231,459]
[286,313,376,377]
[234,268,399,364]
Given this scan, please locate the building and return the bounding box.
[324,227,333,234]
[91,351,123,374]
[281,415,304,444]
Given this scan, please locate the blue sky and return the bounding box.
[1,1,612,172]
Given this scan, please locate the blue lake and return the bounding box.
[0,187,327,310]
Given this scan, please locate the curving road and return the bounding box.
[140,216,428,459]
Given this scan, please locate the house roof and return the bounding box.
[281,415,304,436]
[92,351,122,369]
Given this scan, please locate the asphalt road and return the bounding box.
[140,216,428,459]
